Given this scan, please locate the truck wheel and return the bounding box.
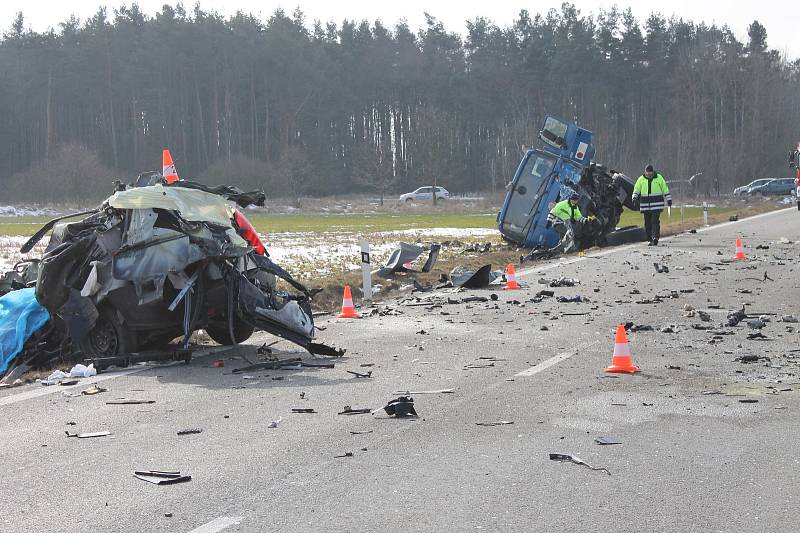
[80,306,136,358]
[206,319,255,346]
[605,226,648,246]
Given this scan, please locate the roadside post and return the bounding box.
[360,240,372,301]
[703,201,709,226]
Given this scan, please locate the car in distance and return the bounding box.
[747,178,796,196]
[733,179,771,196]
[399,186,450,203]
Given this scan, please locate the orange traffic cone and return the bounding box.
[337,285,361,318]
[504,263,521,290]
[162,149,179,184]
[605,324,640,373]
[733,238,746,260]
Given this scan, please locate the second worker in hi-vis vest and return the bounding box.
[632,164,671,246]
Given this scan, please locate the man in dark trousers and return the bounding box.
[632,164,671,246]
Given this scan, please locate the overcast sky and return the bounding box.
[2,0,797,59]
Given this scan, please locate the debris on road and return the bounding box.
[549,453,611,475]
[65,430,111,438]
[106,399,156,405]
[476,420,514,426]
[780,314,798,323]
[747,319,767,330]
[446,265,500,288]
[346,370,372,378]
[268,417,282,428]
[653,263,669,274]
[338,406,371,415]
[377,396,418,417]
[594,436,622,445]
[134,470,192,485]
[334,452,354,458]
[556,295,584,303]
[291,408,316,413]
[176,428,203,436]
[541,277,580,287]
[81,384,107,395]
[375,242,440,279]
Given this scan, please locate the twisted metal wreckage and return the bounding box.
[0,170,341,377]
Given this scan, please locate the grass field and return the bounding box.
[0,207,741,237]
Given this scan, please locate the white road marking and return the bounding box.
[0,345,232,408]
[515,340,601,378]
[188,516,243,533]
[515,351,576,377]
[0,366,150,407]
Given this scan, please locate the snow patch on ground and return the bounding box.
[0,206,63,217]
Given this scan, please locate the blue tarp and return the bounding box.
[0,288,50,375]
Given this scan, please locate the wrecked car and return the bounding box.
[0,167,335,375]
[497,115,645,255]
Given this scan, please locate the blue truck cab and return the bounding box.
[497,116,597,248]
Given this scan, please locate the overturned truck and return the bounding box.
[0,170,337,376]
[497,115,645,256]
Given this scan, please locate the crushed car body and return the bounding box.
[0,157,335,376]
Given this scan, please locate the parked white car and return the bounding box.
[399,186,450,203]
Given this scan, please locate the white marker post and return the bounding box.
[702,201,709,226]
[360,240,372,301]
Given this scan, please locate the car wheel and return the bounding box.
[404,198,413,203]
[206,318,255,346]
[604,226,648,246]
[79,306,136,358]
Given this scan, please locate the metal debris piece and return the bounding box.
[335,452,354,458]
[291,408,316,413]
[747,332,769,340]
[106,399,155,405]
[176,428,203,436]
[346,370,372,378]
[476,420,514,426]
[338,406,372,415]
[268,417,282,428]
[65,430,111,438]
[81,385,108,395]
[549,453,611,475]
[556,295,583,303]
[594,436,622,445]
[739,398,759,404]
[780,314,798,323]
[653,263,669,274]
[377,396,418,417]
[134,470,192,485]
[349,430,373,435]
[747,319,766,330]
[697,311,712,322]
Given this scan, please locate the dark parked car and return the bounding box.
[748,178,796,196]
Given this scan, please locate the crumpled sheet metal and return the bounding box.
[449,264,500,288]
[375,243,440,278]
[113,233,208,283]
[108,185,233,226]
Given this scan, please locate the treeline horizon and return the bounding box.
[0,3,798,204]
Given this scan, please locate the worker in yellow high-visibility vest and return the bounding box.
[632,164,671,246]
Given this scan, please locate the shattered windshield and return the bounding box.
[501,152,556,241]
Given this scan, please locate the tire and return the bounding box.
[404,198,413,203]
[80,306,136,358]
[604,225,648,246]
[206,318,255,346]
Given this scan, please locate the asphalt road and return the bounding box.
[1,208,799,532]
